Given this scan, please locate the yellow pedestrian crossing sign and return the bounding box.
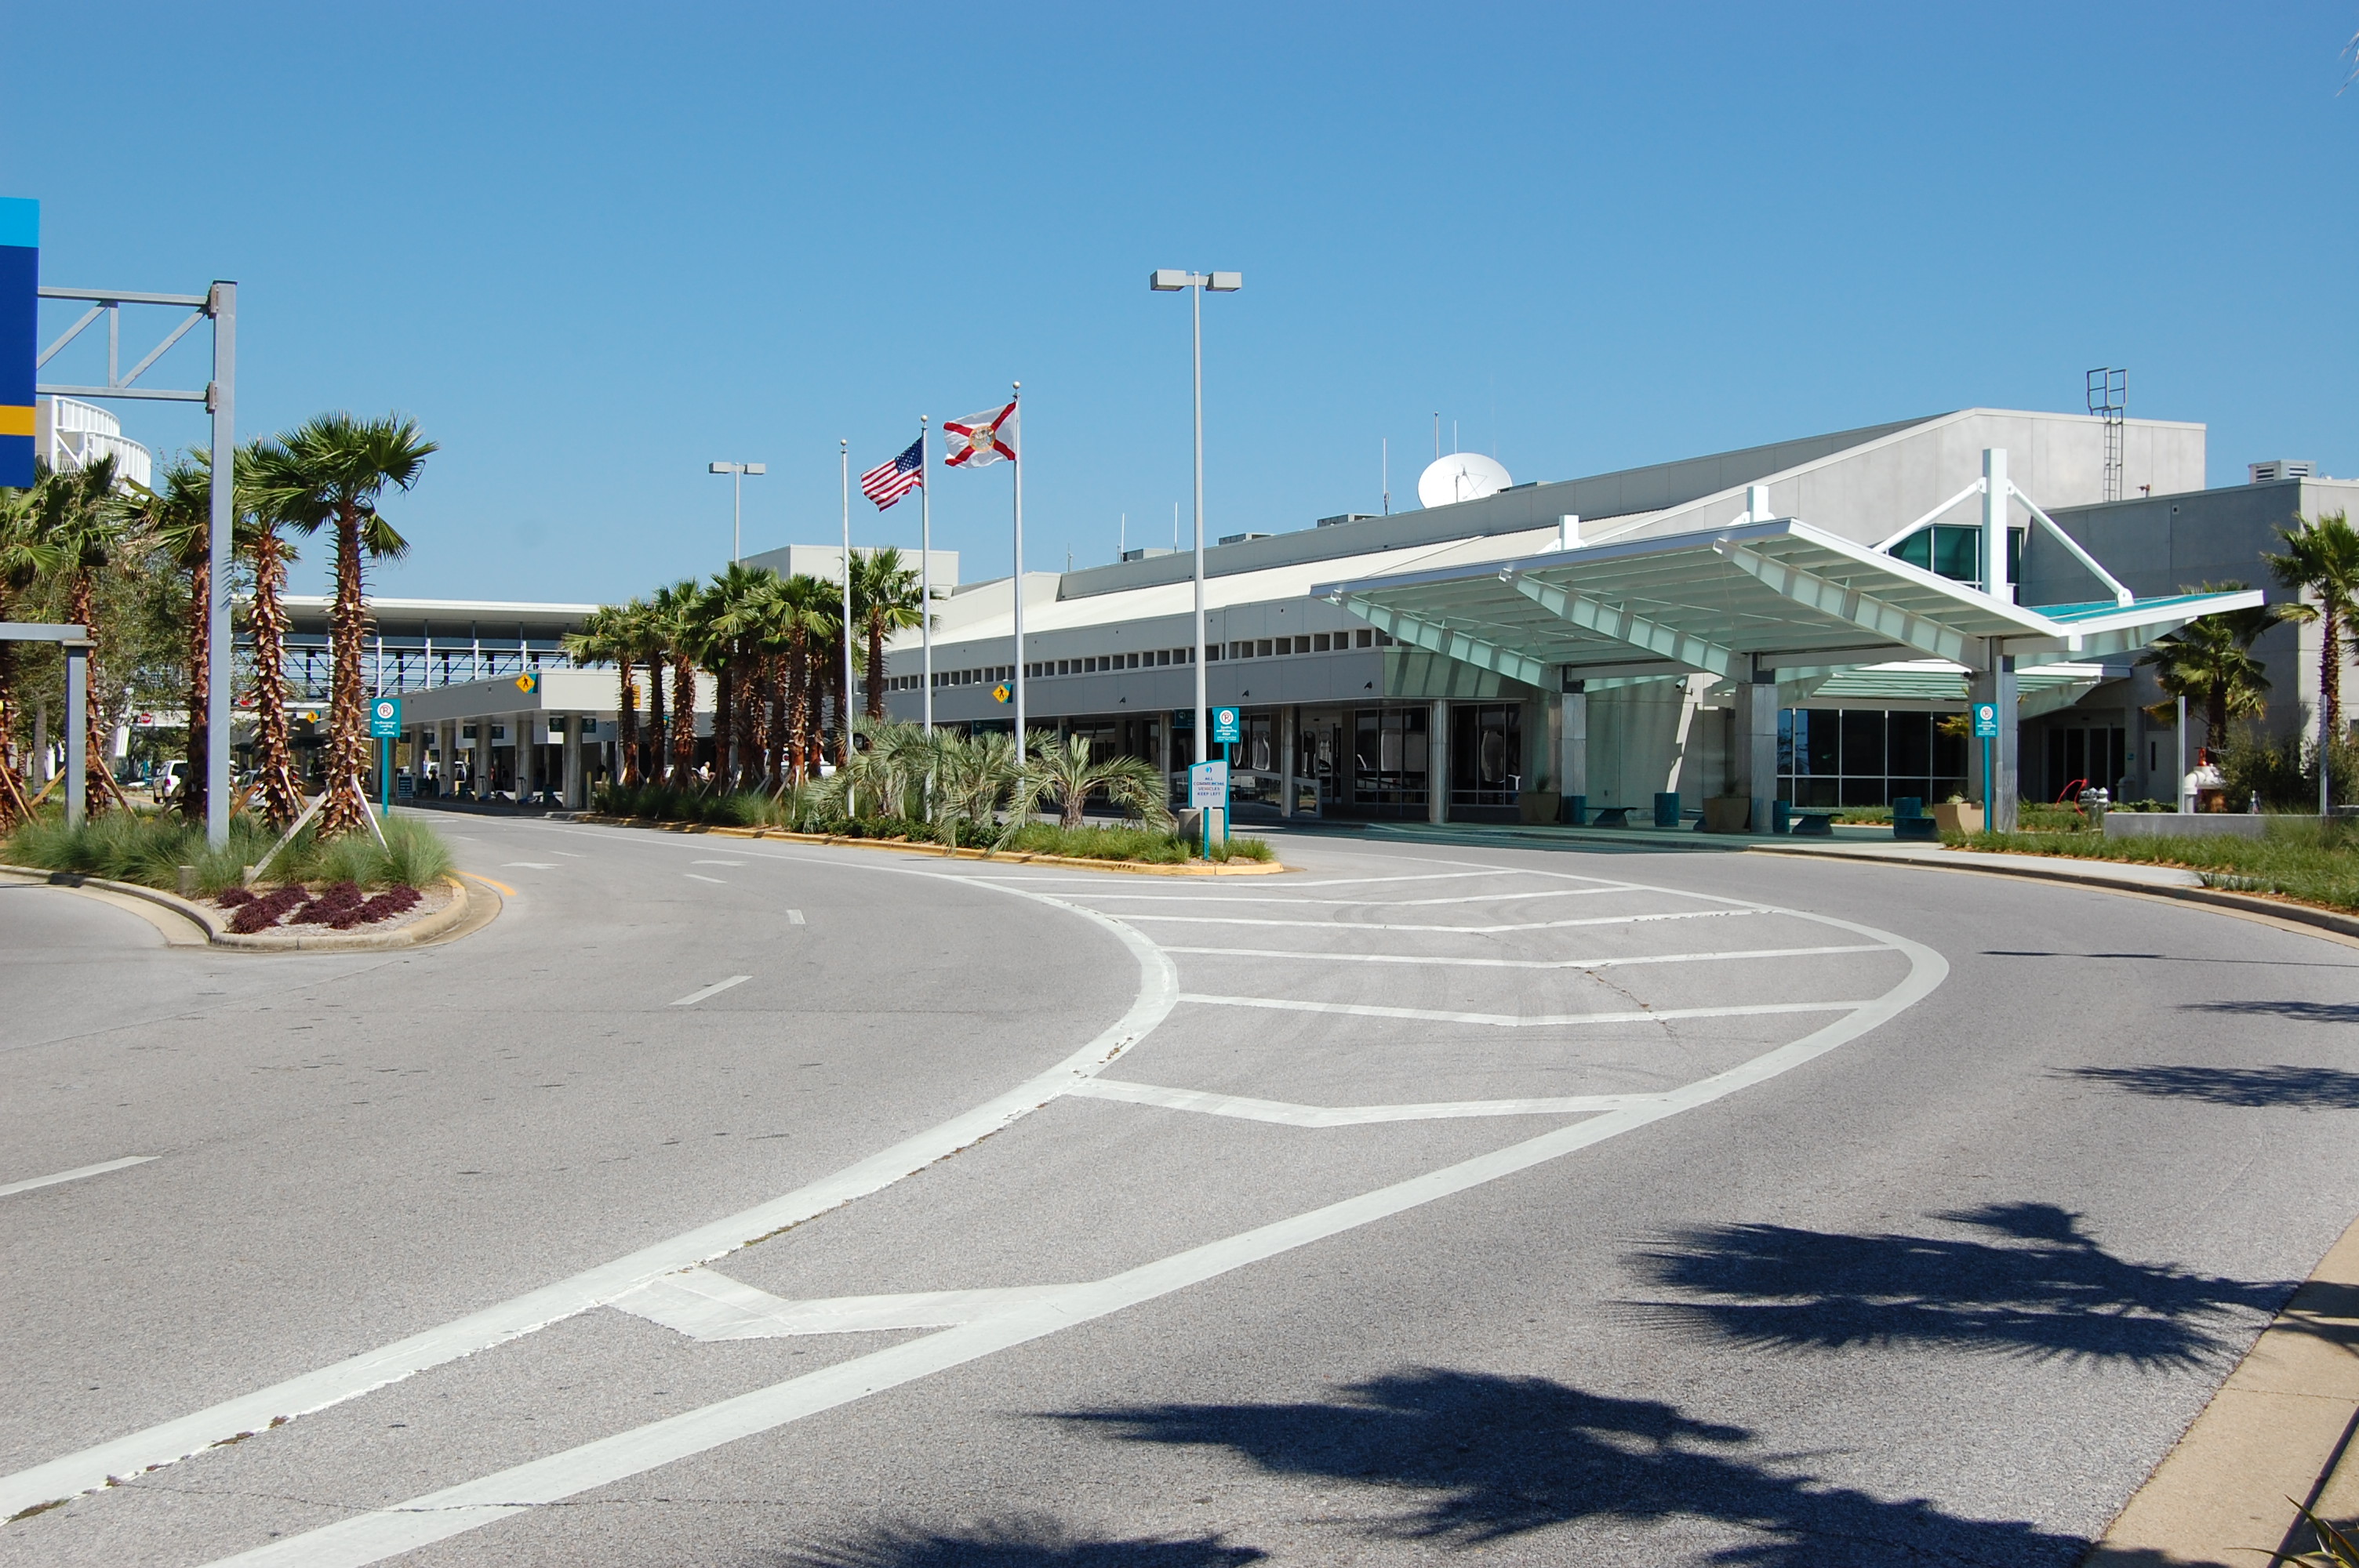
[993,681,1012,704]
[515,673,538,694]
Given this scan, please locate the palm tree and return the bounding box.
[132,450,257,823]
[242,444,307,829]
[34,455,131,815]
[771,573,838,786]
[562,603,636,789]
[930,727,1020,847]
[2137,586,2276,750]
[849,546,926,720]
[0,477,60,826]
[250,414,437,836]
[1020,729,1174,831]
[2263,510,2359,761]
[647,579,701,786]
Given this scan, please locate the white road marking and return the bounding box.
[612,1269,1070,1339]
[1067,1077,1651,1126]
[684,873,727,884]
[193,921,1946,1568]
[1177,993,1869,1028]
[1163,942,1891,971]
[0,1156,157,1199]
[0,878,1179,1522]
[1057,885,1648,908]
[551,851,586,858]
[1120,906,1755,935]
[787,909,806,924]
[500,862,558,870]
[692,859,744,866]
[668,976,751,1007]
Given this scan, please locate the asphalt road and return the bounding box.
[3,817,2357,1566]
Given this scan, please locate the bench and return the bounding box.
[1589,805,1634,828]
[1789,811,1837,837]
[1892,815,1938,840]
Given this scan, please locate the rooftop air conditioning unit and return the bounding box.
[1217,532,1272,546]
[2249,460,2315,484]
[1316,513,1376,528]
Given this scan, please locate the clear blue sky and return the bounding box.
[7,3,2355,601]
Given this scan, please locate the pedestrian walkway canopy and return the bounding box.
[1316,517,2262,688]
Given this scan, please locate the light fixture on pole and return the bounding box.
[707,460,765,563]
[1147,267,1241,776]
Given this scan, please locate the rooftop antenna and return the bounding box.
[1433,412,1440,459]
[2086,368,2126,501]
[1382,437,1390,515]
[1172,501,1179,548]
[1120,511,1125,557]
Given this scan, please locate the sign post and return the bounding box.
[1188,758,1228,859]
[1972,701,1999,820]
[369,696,403,818]
[1210,706,1241,845]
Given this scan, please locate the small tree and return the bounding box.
[1020,730,1173,831]
[2136,587,2277,750]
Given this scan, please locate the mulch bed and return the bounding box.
[215,880,427,935]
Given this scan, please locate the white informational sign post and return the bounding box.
[1188,758,1229,859]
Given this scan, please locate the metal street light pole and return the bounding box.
[707,460,765,563]
[1149,268,1240,777]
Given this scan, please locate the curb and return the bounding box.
[1744,842,2359,946]
[570,815,1292,877]
[2087,1206,2359,1565]
[2,866,481,951]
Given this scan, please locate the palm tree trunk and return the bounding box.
[247,529,305,828]
[2322,600,2343,744]
[731,652,757,791]
[183,554,210,825]
[765,655,786,789]
[2207,682,2229,753]
[645,652,667,788]
[320,506,370,837]
[832,648,849,765]
[615,655,639,788]
[68,571,113,817]
[714,661,735,790]
[787,634,810,786]
[671,654,696,786]
[866,617,886,720]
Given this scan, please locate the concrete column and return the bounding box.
[1559,688,1588,807]
[1427,699,1449,825]
[514,711,536,804]
[472,717,491,801]
[1278,704,1297,817]
[1736,672,1779,832]
[1968,644,2020,831]
[562,715,584,808]
[1982,448,2013,604]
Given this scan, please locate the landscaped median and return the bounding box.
[1944,814,2359,915]
[1,808,491,948]
[576,815,1289,876]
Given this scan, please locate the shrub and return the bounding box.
[2,805,453,893]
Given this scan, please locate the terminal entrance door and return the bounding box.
[1297,708,1346,809]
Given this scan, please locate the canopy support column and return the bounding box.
[1970,644,2019,831]
[1559,684,1587,817]
[563,716,584,809]
[1427,700,1448,825]
[1737,663,1779,833]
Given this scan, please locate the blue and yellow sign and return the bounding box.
[514,672,539,694]
[0,198,35,489]
[992,681,1012,704]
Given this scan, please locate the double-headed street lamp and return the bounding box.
[1148,268,1241,771]
[708,460,766,563]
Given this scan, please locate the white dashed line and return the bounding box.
[787,910,805,924]
[669,976,752,1007]
[1175,993,1871,1028]
[1162,942,1889,971]
[685,873,727,884]
[1067,1077,1651,1126]
[0,1156,158,1198]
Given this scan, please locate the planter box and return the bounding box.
[1702,797,1751,833]
[1932,802,1983,834]
[1517,790,1561,825]
[2104,811,2269,840]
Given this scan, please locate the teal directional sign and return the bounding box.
[1972,702,1999,739]
[1,198,35,488]
[368,695,403,739]
[1212,706,1241,743]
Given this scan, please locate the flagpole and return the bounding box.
[920,416,932,735]
[1010,380,1026,764]
[840,438,853,767]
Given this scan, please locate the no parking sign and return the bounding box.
[369,697,402,739]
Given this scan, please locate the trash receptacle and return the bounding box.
[1653,792,1682,829]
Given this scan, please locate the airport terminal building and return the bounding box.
[288,406,2348,824]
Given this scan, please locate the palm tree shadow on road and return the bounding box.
[1048,1368,2088,1566]
[1618,1202,2293,1370]
[766,1518,1263,1567]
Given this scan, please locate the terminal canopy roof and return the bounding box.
[1315,517,2263,690]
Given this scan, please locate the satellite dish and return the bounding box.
[1417,452,1512,509]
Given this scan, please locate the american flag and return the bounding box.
[860,436,925,510]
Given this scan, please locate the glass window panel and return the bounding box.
[1840,710,1886,777]
[1894,531,1932,571]
[1933,526,1980,583]
[1804,710,1841,775]
[1888,711,1932,775]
